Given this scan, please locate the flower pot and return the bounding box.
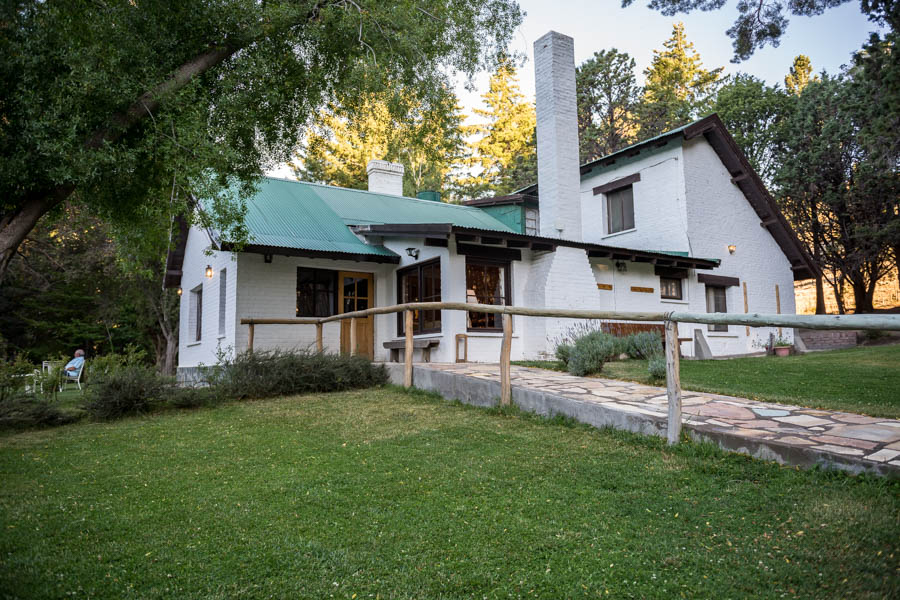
[774,346,791,357]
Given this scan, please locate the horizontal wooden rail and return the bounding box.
[239,302,900,447]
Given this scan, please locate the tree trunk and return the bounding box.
[162,331,178,377]
[829,280,845,314]
[814,273,827,314]
[0,187,73,284]
[849,270,874,313]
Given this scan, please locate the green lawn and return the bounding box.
[1,388,897,599]
[516,344,900,419]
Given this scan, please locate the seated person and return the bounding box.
[63,349,85,377]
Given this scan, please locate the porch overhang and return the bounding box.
[351,223,720,270]
[219,242,401,264]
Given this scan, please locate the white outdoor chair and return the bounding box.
[59,362,85,392]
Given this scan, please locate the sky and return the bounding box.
[269,0,883,178]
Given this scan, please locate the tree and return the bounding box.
[454,59,537,199]
[774,74,896,313]
[293,87,463,197]
[785,55,817,95]
[638,23,723,137]
[0,0,523,283]
[576,49,642,163]
[622,0,871,62]
[713,74,792,183]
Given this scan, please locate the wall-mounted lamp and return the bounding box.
[264,253,273,264]
[176,287,183,296]
[406,247,420,260]
[615,260,627,273]
[727,244,736,255]
[205,265,214,279]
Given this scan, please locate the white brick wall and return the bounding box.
[534,31,581,241]
[366,160,404,197]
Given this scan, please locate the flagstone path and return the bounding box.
[411,363,900,476]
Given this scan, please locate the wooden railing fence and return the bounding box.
[241,303,900,445]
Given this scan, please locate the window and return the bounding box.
[296,267,337,317]
[190,285,203,342]
[660,277,682,300]
[218,268,227,336]
[466,258,510,330]
[397,259,441,335]
[706,286,728,332]
[607,186,635,234]
[524,208,539,236]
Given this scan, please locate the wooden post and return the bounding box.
[404,310,414,388]
[349,317,358,356]
[315,323,323,352]
[248,322,255,353]
[775,284,783,338]
[500,313,512,406]
[665,320,682,445]
[742,282,750,336]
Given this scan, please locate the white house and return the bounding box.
[166,31,816,381]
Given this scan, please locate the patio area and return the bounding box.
[387,362,900,477]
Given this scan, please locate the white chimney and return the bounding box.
[366,160,405,196]
[534,31,581,241]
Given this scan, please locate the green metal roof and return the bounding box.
[233,178,514,257]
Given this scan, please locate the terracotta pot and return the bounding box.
[774,346,791,357]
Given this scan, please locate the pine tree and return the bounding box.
[639,23,723,137]
[293,89,463,197]
[785,55,817,96]
[576,49,641,163]
[454,59,537,199]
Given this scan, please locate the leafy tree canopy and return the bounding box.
[785,55,818,95]
[0,0,523,282]
[576,48,642,163]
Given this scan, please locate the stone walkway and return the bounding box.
[399,363,900,477]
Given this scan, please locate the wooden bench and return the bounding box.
[383,339,440,363]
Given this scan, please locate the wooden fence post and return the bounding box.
[315,323,323,352]
[349,317,358,356]
[500,313,512,406]
[775,284,783,338]
[665,319,682,445]
[248,322,255,353]
[742,282,750,336]
[404,310,414,388]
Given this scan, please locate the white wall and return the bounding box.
[178,227,239,368]
[580,143,690,253]
[681,137,796,355]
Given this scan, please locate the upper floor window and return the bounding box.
[524,208,539,236]
[607,186,635,234]
[297,267,337,317]
[466,258,510,331]
[190,285,203,342]
[397,259,442,335]
[218,268,227,336]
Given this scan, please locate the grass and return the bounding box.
[515,344,900,419]
[1,387,898,599]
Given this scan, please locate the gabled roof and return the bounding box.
[513,114,818,280]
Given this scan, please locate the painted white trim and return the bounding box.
[601,228,637,240]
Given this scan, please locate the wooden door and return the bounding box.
[339,271,375,359]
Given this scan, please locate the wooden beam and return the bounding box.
[315,323,323,352]
[665,320,682,445]
[775,284,782,337]
[248,323,255,353]
[697,273,740,287]
[743,282,750,336]
[404,310,414,388]
[500,314,512,406]
[456,243,522,261]
[592,172,641,195]
[730,173,749,184]
[349,317,357,356]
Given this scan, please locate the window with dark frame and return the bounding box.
[606,186,635,234]
[397,259,442,335]
[296,267,338,317]
[705,286,728,332]
[466,258,510,330]
[190,285,203,342]
[218,268,227,336]
[660,276,683,300]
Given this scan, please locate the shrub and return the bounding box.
[555,343,573,367]
[567,332,620,377]
[83,366,172,420]
[0,396,79,429]
[209,349,389,400]
[648,357,667,381]
[625,331,663,360]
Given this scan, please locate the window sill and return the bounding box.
[660,299,689,305]
[186,341,202,347]
[601,228,636,240]
[707,334,738,338]
[217,335,226,340]
[465,332,519,338]
[394,333,443,339]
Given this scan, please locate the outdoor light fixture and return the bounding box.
[406,247,420,259]
[205,265,214,279]
[176,287,183,296]
[615,260,627,273]
[728,244,736,254]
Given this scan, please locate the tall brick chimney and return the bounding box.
[534,31,581,241]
